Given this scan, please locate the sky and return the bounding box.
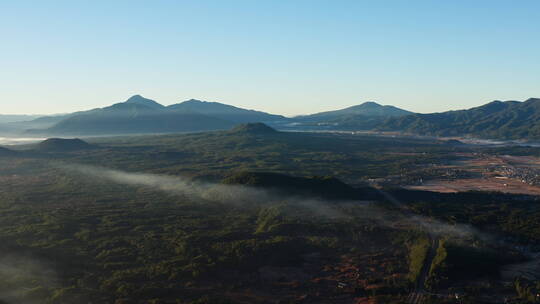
[1,0,539,116]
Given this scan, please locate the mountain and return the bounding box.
[21,115,69,127]
[123,94,164,109]
[377,98,540,139]
[36,138,96,152]
[35,95,235,136]
[0,114,56,135]
[168,99,286,123]
[297,102,413,123]
[6,115,72,134]
[0,122,20,135]
[0,114,42,124]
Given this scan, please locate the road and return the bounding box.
[373,186,440,304]
[407,238,439,304]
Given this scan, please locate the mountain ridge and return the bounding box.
[25,95,290,136]
[32,95,235,136]
[377,98,540,139]
[17,95,540,140]
[168,99,286,123]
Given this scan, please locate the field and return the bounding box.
[405,153,540,195]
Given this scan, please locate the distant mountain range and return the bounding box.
[0,114,52,134]
[290,101,414,130]
[35,95,234,136]
[24,95,287,136]
[4,95,540,140]
[377,98,540,139]
[2,97,416,137]
[0,114,42,124]
[292,98,540,140]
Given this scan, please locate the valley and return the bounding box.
[2,125,540,303]
[3,2,539,303]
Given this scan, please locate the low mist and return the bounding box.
[0,254,58,304]
[58,163,488,241]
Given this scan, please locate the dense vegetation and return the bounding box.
[406,236,430,283]
[2,129,540,303]
[377,98,540,139]
[37,138,96,152]
[393,189,540,243]
[69,128,461,184]
[0,157,414,303]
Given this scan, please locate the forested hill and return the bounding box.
[36,138,96,152]
[377,98,540,139]
[222,171,379,200]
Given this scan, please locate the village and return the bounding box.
[391,153,540,196]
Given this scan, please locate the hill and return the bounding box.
[222,171,377,200]
[36,138,96,152]
[377,98,540,139]
[296,101,413,123]
[229,123,278,135]
[38,95,235,136]
[168,99,286,123]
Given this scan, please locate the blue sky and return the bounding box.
[1,0,539,116]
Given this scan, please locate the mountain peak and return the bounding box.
[183,99,205,103]
[126,94,144,101]
[359,101,382,107]
[346,101,386,111]
[124,95,164,109]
